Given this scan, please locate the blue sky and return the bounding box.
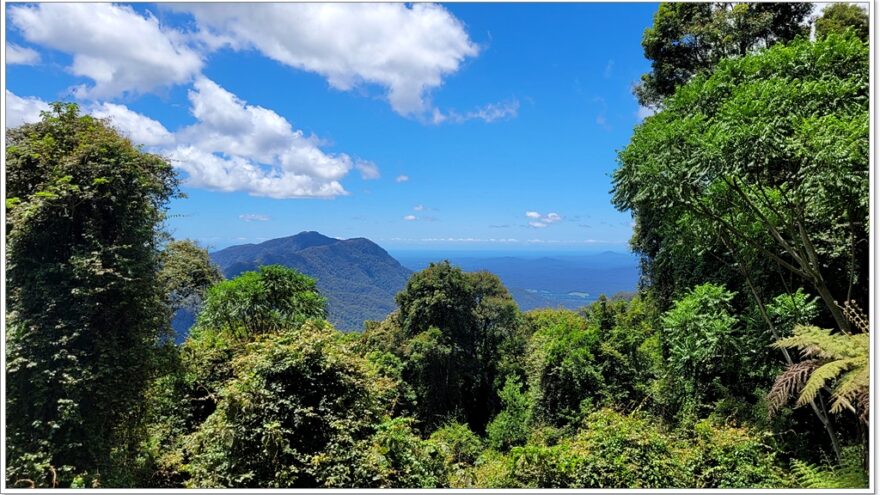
[5,2,659,252]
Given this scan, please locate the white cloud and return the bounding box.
[90,102,174,146]
[5,90,50,128]
[6,80,370,198]
[432,99,520,124]
[168,77,357,198]
[403,214,417,221]
[6,42,41,65]
[6,91,176,148]
[525,211,562,228]
[8,3,202,99]
[354,160,380,180]
[414,204,426,211]
[178,3,478,116]
[239,214,270,222]
[396,175,410,183]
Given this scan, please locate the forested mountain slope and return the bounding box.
[211,232,412,331]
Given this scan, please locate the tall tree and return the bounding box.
[615,33,868,331]
[636,2,812,107]
[5,104,179,486]
[613,34,868,460]
[158,240,223,316]
[394,261,521,431]
[815,3,869,41]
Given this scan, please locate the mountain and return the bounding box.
[210,232,412,331]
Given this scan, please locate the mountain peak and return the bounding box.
[209,233,411,332]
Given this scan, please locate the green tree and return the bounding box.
[183,322,388,488]
[393,262,521,432]
[636,2,812,107]
[657,283,740,422]
[5,103,179,486]
[140,265,332,487]
[486,377,531,451]
[815,3,869,41]
[525,309,601,427]
[615,34,869,334]
[194,264,326,340]
[158,240,223,314]
[614,34,868,461]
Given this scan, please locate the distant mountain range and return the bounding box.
[210,232,412,331]
[170,232,640,339]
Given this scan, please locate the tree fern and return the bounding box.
[767,303,869,423]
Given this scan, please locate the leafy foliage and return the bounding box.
[769,323,869,420]
[391,261,522,431]
[486,377,530,450]
[815,3,869,41]
[615,34,869,332]
[790,446,868,488]
[183,322,385,488]
[159,240,223,314]
[525,309,601,427]
[636,2,812,106]
[5,103,179,487]
[194,265,326,340]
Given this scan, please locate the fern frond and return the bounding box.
[773,325,862,360]
[796,358,858,407]
[791,459,830,488]
[829,367,869,414]
[843,300,869,334]
[856,390,870,424]
[767,360,818,415]
[791,447,868,488]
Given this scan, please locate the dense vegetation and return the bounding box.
[4,3,870,489]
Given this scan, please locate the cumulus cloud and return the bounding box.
[526,211,562,228]
[403,214,417,221]
[395,175,410,183]
[168,77,360,198]
[6,42,41,65]
[5,90,51,128]
[90,102,174,146]
[413,204,426,211]
[7,79,373,198]
[8,3,202,99]
[178,3,478,116]
[239,213,270,222]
